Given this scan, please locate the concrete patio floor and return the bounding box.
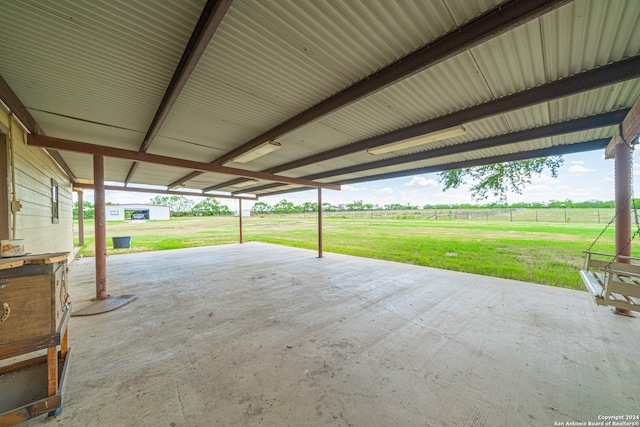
[21,242,639,427]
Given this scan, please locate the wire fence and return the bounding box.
[253,208,619,224]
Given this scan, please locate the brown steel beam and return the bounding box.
[0,73,76,182]
[204,177,247,192]
[125,0,233,183]
[169,171,203,189]
[27,134,340,190]
[615,142,632,260]
[335,139,610,185]
[168,0,570,188]
[241,109,629,194]
[279,57,640,171]
[615,144,631,263]
[257,139,609,198]
[605,96,640,158]
[317,189,323,258]
[239,199,243,244]
[77,189,85,247]
[93,155,108,300]
[47,150,77,183]
[225,55,640,194]
[612,141,636,318]
[72,183,257,201]
[0,73,42,134]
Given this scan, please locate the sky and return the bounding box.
[75,149,635,210]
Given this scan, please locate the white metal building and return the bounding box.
[105,204,170,221]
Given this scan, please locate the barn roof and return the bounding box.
[1,0,638,198]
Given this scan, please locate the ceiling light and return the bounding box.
[232,140,282,163]
[367,125,466,155]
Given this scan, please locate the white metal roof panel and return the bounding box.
[239,0,459,81]
[0,0,202,132]
[315,51,495,144]
[124,163,201,188]
[1,0,638,198]
[540,0,640,81]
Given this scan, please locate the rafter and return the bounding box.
[257,139,609,198]
[238,109,629,194]
[73,183,257,201]
[27,135,340,191]
[0,73,76,182]
[215,55,640,194]
[168,0,571,189]
[125,0,233,184]
[605,96,640,158]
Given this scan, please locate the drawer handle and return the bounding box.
[1,302,9,322]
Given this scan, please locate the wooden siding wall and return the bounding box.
[0,134,9,241]
[0,109,74,255]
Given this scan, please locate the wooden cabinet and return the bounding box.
[0,253,71,427]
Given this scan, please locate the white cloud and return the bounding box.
[342,185,360,192]
[569,165,596,175]
[378,187,394,194]
[404,176,438,188]
[571,160,585,166]
[530,173,560,185]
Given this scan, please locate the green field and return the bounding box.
[74,209,640,291]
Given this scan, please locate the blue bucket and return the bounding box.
[112,236,131,249]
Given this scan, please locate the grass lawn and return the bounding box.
[74,213,634,290]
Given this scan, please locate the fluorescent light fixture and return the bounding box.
[233,179,260,188]
[367,125,466,155]
[232,140,282,163]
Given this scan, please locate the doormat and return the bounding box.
[71,294,138,316]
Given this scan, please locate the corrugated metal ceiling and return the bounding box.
[0,0,638,199]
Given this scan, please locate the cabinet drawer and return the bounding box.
[0,275,53,343]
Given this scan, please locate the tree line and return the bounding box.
[73,197,618,219]
[149,196,233,216]
[73,196,233,218]
[252,199,617,214]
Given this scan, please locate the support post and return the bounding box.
[94,155,108,300]
[615,142,632,261]
[318,189,323,258]
[77,189,85,247]
[46,347,58,397]
[239,198,243,244]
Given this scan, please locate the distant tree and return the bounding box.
[192,198,232,216]
[322,202,335,212]
[73,201,94,219]
[346,200,365,211]
[438,156,564,202]
[384,203,407,210]
[272,199,295,214]
[251,201,272,214]
[150,196,170,207]
[302,202,318,212]
[150,195,194,216]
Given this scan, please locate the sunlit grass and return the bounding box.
[74,213,628,290]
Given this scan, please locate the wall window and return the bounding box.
[51,178,59,224]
